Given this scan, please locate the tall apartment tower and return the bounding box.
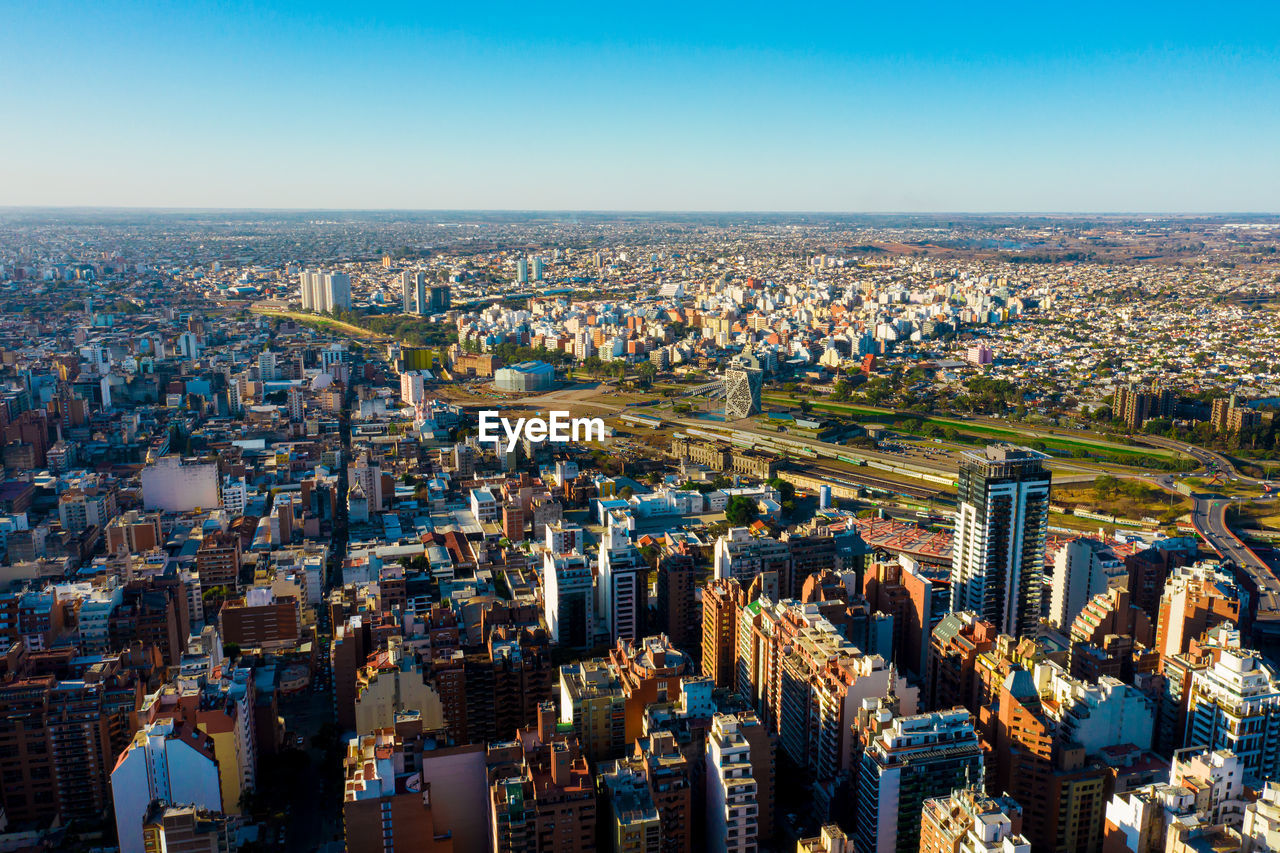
[854,709,984,853]
[707,714,761,853]
[950,446,1050,638]
[1185,626,1280,787]
[598,520,647,642]
[324,270,351,311]
[724,367,763,420]
[299,269,351,313]
[400,270,424,313]
[516,257,529,283]
[544,551,595,648]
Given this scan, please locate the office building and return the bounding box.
[950,446,1050,638]
[724,367,763,420]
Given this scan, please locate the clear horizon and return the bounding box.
[4,1,1279,211]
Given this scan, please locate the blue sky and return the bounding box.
[3,1,1278,211]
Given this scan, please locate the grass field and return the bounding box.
[249,306,389,340]
[1229,501,1280,531]
[1052,482,1189,521]
[763,395,1177,462]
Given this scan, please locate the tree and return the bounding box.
[725,495,760,526]
[1092,475,1119,501]
[766,477,796,504]
[619,485,634,499]
[832,379,852,401]
[223,642,241,660]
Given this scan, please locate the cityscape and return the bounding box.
[0,209,1278,853]
[4,2,1280,853]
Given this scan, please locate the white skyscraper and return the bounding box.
[544,550,595,647]
[400,270,421,313]
[707,714,760,853]
[597,518,647,642]
[323,270,351,311]
[1049,537,1125,628]
[300,269,350,313]
[533,256,545,281]
[516,257,529,283]
[950,445,1050,638]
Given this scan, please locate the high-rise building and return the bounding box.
[1049,537,1125,629]
[1113,382,1175,430]
[992,665,1131,853]
[559,660,627,762]
[486,705,598,853]
[112,719,224,853]
[516,257,529,283]
[855,709,984,853]
[655,546,698,651]
[707,714,761,853]
[544,551,594,648]
[532,256,545,281]
[427,283,451,313]
[1185,626,1280,787]
[702,578,744,689]
[724,367,763,420]
[601,730,694,853]
[401,270,425,313]
[1211,394,1262,435]
[598,520,648,642]
[950,446,1050,638]
[1103,747,1248,853]
[1155,561,1240,659]
[926,611,997,713]
[299,268,351,313]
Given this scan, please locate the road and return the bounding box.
[1138,434,1271,486]
[1187,490,1280,640]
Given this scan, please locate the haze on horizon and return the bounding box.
[3,1,1279,213]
